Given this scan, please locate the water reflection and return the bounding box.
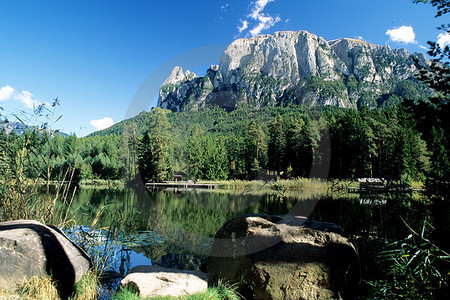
[63,187,447,277]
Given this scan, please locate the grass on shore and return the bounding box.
[0,270,99,300]
[216,177,332,192]
[72,270,99,300]
[214,178,424,191]
[21,275,59,299]
[79,179,125,187]
[113,282,241,300]
[4,273,240,300]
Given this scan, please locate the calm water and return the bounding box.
[62,185,449,294]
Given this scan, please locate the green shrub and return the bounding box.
[369,221,450,299]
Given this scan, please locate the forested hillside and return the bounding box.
[3,103,430,184]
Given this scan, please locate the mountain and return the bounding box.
[1,121,68,137]
[157,30,430,111]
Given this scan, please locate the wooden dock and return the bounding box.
[145,181,219,190]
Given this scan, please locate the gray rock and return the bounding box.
[120,265,208,298]
[0,220,91,298]
[157,30,429,111]
[207,214,360,300]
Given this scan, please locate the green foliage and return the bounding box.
[408,0,450,198]
[0,102,79,223]
[138,108,173,182]
[2,103,435,185]
[267,115,286,174]
[185,128,229,181]
[243,121,267,178]
[345,74,358,95]
[160,83,180,94]
[72,270,99,300]
[120,122,139,182]
[330,109,375,178]
[305,76,346,99]
[369,221,449,299]
[113,281,241,299]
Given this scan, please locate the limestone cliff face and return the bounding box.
[157,30,429,111]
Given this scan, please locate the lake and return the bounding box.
[61,186,449,295]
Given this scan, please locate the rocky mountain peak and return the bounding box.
[158,30,430,112]
[162,66,185,85]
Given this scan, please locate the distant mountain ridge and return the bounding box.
[158,30,430,111]
[1,121,68,137]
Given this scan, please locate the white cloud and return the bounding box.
[0,85,45,109]
[437,32,450,48]
[386,26,416,44]
[236,0,281,37]
[90,117,114,131]
[0,85,15,102]
[14,90,43,109]
[238,20,249,33]
[248,0,273,20]
[249,15,281,37]
[221,3,229,12]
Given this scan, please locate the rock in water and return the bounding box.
[120,265,208,297]
[207,214,360,300]
[158,30,430,111]
[0,220,91,298]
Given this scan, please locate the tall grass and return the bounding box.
[79,179,125,187]
[216,179,268,190]
[369,220,450,299]
[17,271,99,300]
[0,105,101,299]
[271,177,330,191]
[72,270,99,300]
[21,276,60,300]
[216,177,331,192]
[113,281,241,300]
[0,102,78,225]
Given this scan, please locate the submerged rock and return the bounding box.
[0,220,91,299]
[120,265,208,297]
[207,214,360,300]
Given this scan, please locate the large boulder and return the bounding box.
[207,214,360,300]
[120,265,208,297]
[0,220,91,299]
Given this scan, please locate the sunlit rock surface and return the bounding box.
[207,214,360,300]
[0,220,91,298]
[158,30,429,111]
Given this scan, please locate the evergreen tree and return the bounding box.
[225,134,246,179]
[267,115,286,175]
[285,118,307,178]
[204,136,229,180]
[120,122,138,182]
[244,121,267,179]
[412,0,450,185]
[137,108,172,183]
[186,125,206,180]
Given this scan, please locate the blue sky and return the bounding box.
[0,0,445,136]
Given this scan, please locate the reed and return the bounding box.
[216,177,331,192]
[21,276,59,300]
[113,281,241,300]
